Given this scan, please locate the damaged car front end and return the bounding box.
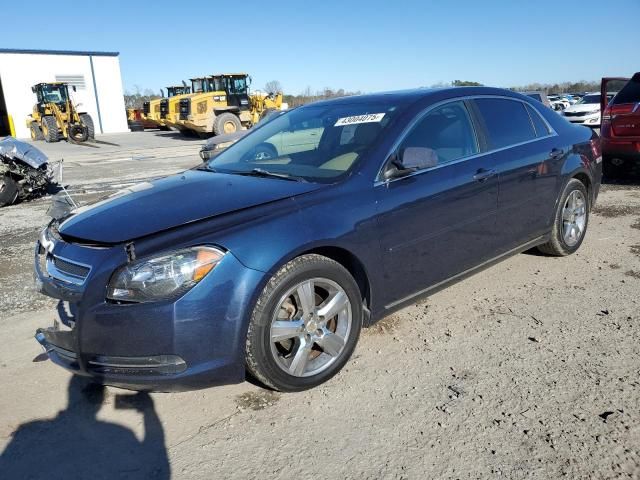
[0,138,57,207]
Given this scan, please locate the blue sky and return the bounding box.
[2,0,637,94]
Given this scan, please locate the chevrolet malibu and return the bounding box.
[34,87,602,392]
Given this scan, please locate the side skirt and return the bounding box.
[374,234,550,320]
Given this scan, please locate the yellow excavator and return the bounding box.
[179,73,283,137]
[26,82,95,143]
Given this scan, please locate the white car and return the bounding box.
[561,93,603,126]
[548,95,570,111]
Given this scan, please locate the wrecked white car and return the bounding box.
[0,138,56,207]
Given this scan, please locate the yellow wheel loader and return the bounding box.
[142,96,164,128]
[159,85,191,130]
[180,73,283,137]
[26,83,95,143]
[166,79,216,134]
[142,85,188,130]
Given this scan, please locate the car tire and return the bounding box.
[41,116,60,143]
[79,114,95,139]
[537,178,589,256]
[0,175,19,207]
[213,113,242,136]
[30,122,44,141]
[245,254,363,392]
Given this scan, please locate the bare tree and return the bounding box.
[264,80,283,94]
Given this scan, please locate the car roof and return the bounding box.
[305,86,529,108]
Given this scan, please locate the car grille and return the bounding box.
[159,99,169,118]
[564,111,591,117]
[179,99,190,120]
[53,256,91,279]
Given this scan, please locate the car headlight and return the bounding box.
[106,246,225,303]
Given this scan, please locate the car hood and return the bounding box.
[58,170,324,244]
[565,104,600,114]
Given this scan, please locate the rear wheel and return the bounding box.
[0,175,19,207]
[245,254,363,392]
[41,116,60,143]
[213,113,242,136]
[79,114,95,139]
[538,178,589,256]
[30,122,44,141]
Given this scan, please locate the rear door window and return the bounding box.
[474,98,537,149]
[525,104,551,137]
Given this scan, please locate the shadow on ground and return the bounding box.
[0,376,169,479]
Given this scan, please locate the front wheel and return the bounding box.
[537,178,589,256]
[0,175,19,207]
[245,254,362,392]
[79,114,95,138]
[213,113,242,135]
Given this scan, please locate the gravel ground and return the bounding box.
[0,134,638,479]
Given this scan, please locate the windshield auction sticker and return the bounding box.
[334,113,385,126]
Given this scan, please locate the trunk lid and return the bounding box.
[602,74,640,138]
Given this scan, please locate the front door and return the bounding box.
[375,100,499,307]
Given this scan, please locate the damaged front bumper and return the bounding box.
[33,228,263,391]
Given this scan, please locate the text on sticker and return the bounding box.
[334,113,385,127]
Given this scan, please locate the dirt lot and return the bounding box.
[0,133,639,479]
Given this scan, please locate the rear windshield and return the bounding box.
[613,76,640,105]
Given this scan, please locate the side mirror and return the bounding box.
[72,85,77,92]
[382,147,438,181]
[402,147,438,170]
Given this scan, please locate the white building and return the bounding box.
[0,48,129,139]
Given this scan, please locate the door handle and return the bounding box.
[549,148,564,160]
[473,168,496,182]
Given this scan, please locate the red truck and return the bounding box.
[601,73,640,177]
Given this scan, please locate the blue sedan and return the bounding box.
[34,87,602,392]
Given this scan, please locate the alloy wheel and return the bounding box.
[562,190,587,247]
[269,278,352,377]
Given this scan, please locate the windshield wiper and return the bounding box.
[240,168,307,182]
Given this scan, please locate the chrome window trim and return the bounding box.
[374,94,558,186]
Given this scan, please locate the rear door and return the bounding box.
[602,74,640,143]
[470,97,562,251]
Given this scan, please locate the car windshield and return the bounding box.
[577,94,600,105]
[206,101,401,183]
